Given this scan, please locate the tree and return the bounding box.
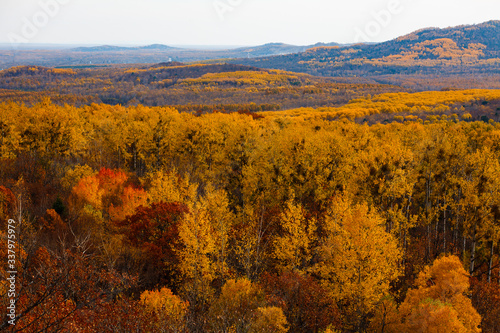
[208,278,266,333]
[0,245,133,332]
[249,307,289,333]
[273,197,316,273]
[140,287,188,333]
[70,168,147,223]
[68,296,150,333]
[0,185,16,221]
[116,201,188,289]
[314,195,401,332]
[471,278,500,333]
[382,255,482,333]
[262,271,340,333]
[177,197,216,323]
[141,169,197,206]
[108,185,148,222]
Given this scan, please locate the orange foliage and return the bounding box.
[71,168,147,222]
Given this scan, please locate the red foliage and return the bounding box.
[261,271,341,333]
[68,297,151,332]
[0,185,16,221]
[116,201,189,289]
[96,168,129,210]
[237,110,265,120]
[1,246,134,332]
[96,168,128,191]
[471,277,500,333]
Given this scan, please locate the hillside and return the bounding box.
[1,63,499,124]
[230,21,500,78]
[1,97,499,332]
[229,42,341,57]
[0,63,404,109]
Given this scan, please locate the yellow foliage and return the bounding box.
[274,197,316,272]
[208,278,265,332]
[261,89,500,120]
[140,287,188,332]
[306,46,340,53]
[249,307,289,333]
[401,299,469,333]
[49,68,76,75]
[410,39,485,60]
[315,195,401,330]
[201,185,235,282]
[380,256,482,333]
[179,70,302,86]
[142,169,197,205]
[178,201,216,282]
[61,165,95,191]
[176,186,236,304]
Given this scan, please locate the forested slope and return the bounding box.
[1,100,499,332]
[232,21,500,79]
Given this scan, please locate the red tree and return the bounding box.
[115,202,189,290]
[262,271,341,333]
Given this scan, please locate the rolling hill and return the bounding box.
[229,21,500,77]
[0,62,406,108]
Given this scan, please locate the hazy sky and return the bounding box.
[0,0,499,47]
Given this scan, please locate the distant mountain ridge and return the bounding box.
[72,44,180,52]
[229,20,500,76]
[2,20,499,73]
[0,41,346,68]
[230,42,342,57]
[395,21,500,50]
[70,42,342,57]
[371,20,500,59]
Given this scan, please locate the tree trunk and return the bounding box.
[470,221,477,276]
[463,235,467,265]
[425,172,432,261]
[403,195,411,267]
[443,199,447,254]
[134,148,137,172]
[435,217,439,256]
[488,240,494,283]
[454,187,462,253]
[427,224,431,261]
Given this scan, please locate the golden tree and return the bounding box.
[315,195,401,331]
[377,255,482,333]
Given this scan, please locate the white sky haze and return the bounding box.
[0,0,499,46]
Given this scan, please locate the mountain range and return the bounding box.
[0,42,342,69]
[1,21,499,77]
[230,20,500,76]
[70,44,181,52]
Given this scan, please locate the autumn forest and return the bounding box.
[1,21,500,333]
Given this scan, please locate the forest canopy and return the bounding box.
[1,97,499,332]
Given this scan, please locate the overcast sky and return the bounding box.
[0,0,499,47]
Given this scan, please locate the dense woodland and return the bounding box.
[0,64,408,110]
[0,97,499,332]
[2,64,500,122]
[2,20,500,333]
